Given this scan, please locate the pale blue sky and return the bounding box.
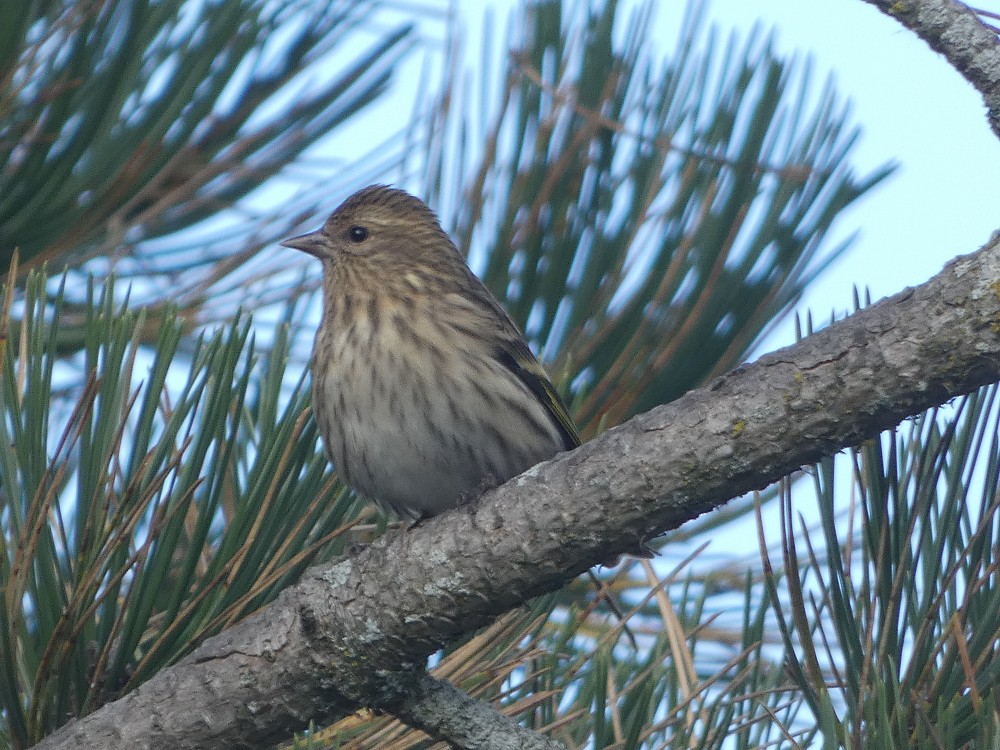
[317,0,1000,352]
[706,1,1000,347]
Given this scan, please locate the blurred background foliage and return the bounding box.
[0,0,413,347]
[2,0,996,748]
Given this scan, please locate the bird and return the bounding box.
[281,184,581,521]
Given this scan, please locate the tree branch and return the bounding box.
[392,672,567,750]
[862,0,1000,137]
[32,232,1000,748]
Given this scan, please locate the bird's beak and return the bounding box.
[281,230,326,258]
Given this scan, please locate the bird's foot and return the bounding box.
[458,473,501,509]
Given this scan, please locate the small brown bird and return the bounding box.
[282,185,580,520]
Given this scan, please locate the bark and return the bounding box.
[31,234,1000,748]
[393,673,567,750]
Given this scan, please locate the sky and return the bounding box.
[701,0,1000,348]
[331,0,1000,350]
[658,1,1000,562]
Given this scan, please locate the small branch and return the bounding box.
[392,672,566,750]
[863,0,1000,137]
[34,237,1000,749]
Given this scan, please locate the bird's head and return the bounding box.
[281,185,457,273]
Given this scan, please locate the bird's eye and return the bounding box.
[347,226,369,243]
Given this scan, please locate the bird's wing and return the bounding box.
[452,272,582,451]
[492,337,581,450]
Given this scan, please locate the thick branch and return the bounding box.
[35,239,1000,749]
[863,0,1000,137]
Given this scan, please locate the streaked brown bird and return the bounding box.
[282,185,580,521]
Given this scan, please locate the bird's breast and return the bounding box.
[311,299,566,518]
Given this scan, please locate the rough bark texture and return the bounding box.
[32,236,1000,748]
[863,0,1000,137]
